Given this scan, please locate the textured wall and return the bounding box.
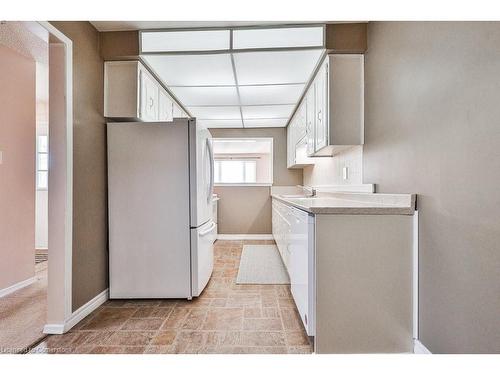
[51,22,108,311]
[363,22,500,353]
[0,44,36,290]
[210,127,302,234]
[303,146,363,187]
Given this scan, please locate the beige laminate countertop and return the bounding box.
[271,192,416,215]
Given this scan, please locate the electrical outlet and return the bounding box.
[343,166,348,180]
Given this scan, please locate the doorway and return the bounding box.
[0,21,73,353]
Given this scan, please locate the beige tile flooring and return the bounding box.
[0,261,48,353]
[31,240,313,354]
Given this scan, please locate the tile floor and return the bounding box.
[0,261,47,353]
[31,240,313,354]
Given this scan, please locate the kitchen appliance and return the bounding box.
[107,118,215,298]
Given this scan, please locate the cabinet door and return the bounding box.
[287,122,293,168]
[305,84,315,156]
[140,69,159,121]
[158,89,173,121]
[287,117,297,168]
[173,103,188,118]
[297,101,307,141]
[314,61,328,152]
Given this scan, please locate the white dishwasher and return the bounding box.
[288,205,316,337]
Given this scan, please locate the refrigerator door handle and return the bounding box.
[199,221,216,236]
[207,139,214,204]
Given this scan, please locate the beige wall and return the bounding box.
[210,127,302,234]
[51,22,108,311]
[303,146,363,187]
[363,22,500,353]
[0,44,36,290]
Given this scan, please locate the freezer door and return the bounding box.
[191,220,216,296]
[189,120,214,227]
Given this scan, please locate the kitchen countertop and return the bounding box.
[271,191,416,215]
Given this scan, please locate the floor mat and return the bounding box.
[236,245,290,284]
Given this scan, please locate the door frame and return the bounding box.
[36,21,74,334]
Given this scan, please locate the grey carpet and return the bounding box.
[236,245,290,285]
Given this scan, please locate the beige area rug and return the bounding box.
[236,245,290,284]
[0,261,47,353]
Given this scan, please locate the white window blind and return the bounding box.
[36,135,48,190]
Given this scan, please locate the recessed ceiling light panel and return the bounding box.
[232,26,324,49]
[141,30,230,52]
[242,104,295,119]
[234,50,324,85]
[171,86,239,106]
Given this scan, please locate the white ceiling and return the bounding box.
[0,21,48,64]
[140,26,325,128]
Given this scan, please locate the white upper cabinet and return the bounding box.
[287,100,314,169]
[311,54,364,156]
[305,84,316,156]
[173,103,189,119]
[314,60,328,153]
[286,54,364,166]
[139,68,160,121]
[158,88,174,122]
[104,60,185,122]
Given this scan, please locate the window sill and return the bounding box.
[214,183,272,187]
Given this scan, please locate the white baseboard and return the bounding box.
[43,288,108,335]
[217,234,274,240]
[413,339,432,354]
[0,276,36,298]
[42,323,65,335]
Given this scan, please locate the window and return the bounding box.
[214,159,257,184]
[212,138,273,186]
[36,135,48,190]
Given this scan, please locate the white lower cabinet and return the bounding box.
[272,198,315,336]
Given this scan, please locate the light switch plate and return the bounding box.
[343,166,348,180]
[0,151,3,165]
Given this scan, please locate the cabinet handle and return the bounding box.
[317,110,322,122]
[149,97,154,108]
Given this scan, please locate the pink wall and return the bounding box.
[0,44,36,290]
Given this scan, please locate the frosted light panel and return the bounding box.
[171,86,239,106]
[197,119,243,128]
[244,118,288,128]
[188,106,241,120]
[234,50,324,85]
[144,54,235,86]
[141,30,230,52]
[239,84,304,105]
[233,27,324,49]
[242,105,295,119]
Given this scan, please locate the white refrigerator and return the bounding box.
[107,118,215,299]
